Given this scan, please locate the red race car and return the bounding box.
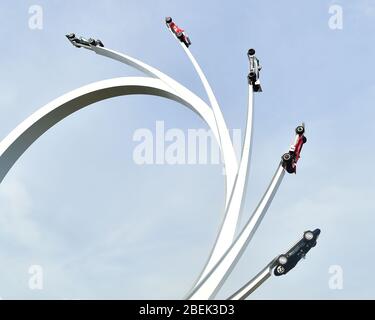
[282,124,307,174]
[165,17,191,48]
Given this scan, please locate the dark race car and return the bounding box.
[247,48,262,92]
[281,123,307,174]
[274,228,321,276]
[66,33,104,48]
[165,17,191,48]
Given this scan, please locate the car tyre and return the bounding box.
[296,125,305,135]
[248,48,256,56]
[282,153,291,162]
[275,265,285,275]
[165,17,172,23]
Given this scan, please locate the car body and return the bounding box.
[66,33,104,48]
[274,228,321,276]
[165,17,191,48]
[281,123,307,174]
[247,48,262,92]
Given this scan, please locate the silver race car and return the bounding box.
[247,48,262,92]
[66,33,104,48]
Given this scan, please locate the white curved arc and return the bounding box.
[92,47,212,123]
[90,46,237,207]
[90,47,220,141]
[90,45,256,296]
[180,45,238,199]
[0,77,218,183]
[188,164,285,300]
[194,85,255,286]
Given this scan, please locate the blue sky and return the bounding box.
[0,0,374,299]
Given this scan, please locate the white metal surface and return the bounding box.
[91,43,253,294]
[192,84,255,288]
[188,164,285,299]
[181,44,238,191]
[0,37,287,300]
[90,43,273,299]
[0,77,219,183]
[90,45,238,207]
[228,257,277,300]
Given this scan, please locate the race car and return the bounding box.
[281,123,307,174]
[165,17,191,48]
[247,48,262,92]
[65,33,104,48]
[274,228,321,276]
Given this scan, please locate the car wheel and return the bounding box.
[248,48,256,56]
[276,265,285,275]
[165,17,172,23]
[286,167,295,174]
[303,136,307,144]
[296,125,305,135]
[253,84,261,92]
[282,153,291,162]
[304,231,314,241]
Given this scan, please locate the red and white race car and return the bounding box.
[281,124,307,174]
[165,17,191,48]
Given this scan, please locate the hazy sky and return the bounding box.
[0,0,374,299]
